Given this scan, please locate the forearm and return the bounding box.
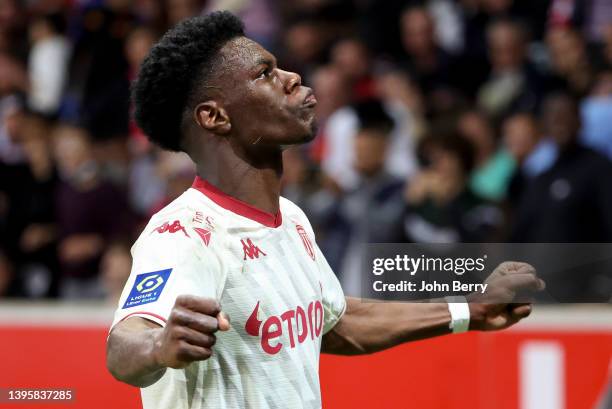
[106,318,167,387]
[322,297,451,355]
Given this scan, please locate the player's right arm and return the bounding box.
[106,295,229,387]
[105,209,226,387]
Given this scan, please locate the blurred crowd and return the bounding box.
[1,0,612,301]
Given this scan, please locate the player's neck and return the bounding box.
[196,148,283,216]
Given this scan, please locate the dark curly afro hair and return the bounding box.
[132,11,244,151]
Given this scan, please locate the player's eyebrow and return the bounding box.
[254,56,277,68]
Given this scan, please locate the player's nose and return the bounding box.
[279,68,302,94]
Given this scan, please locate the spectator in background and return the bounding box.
[0,0,27,59]
[311,65,352,125]
[14,114,59,297]
[282,19,328,79]
[330,37,376,101]
[128,148,167,219]
[582,0,612,44]
[63,0,135,139]
[374,69,421,178]
[426,0,465,55]
[502,112,542,206]
[281,147,315,208]
[480,0,550,39]
[308,65,352,162]
[597,23,612,68]
[125,26,157,82]
[403,130,502,243]
[52,124,132,299]
[549,0,612,44]
[353,0,405,58]
[100,240,131,304]
[458,110,516,201]
[321,71,419,192]
[322,100,405,295]
[580,70,612,160]
[27,13,70,116]
[375,69,425,125]
[87,26,158,189]
[0,52,27,98]
[0,94,26,164]
[546,27,595,97]
[123,25,165,219]
[281,146,345,247]
[146,151,195,215]
[0,49,28,166]
[458,0,506,96]
[503,112,541,166]
[512,92,612,242]
[125,26,157,152]
[399,5,459,113]
[478,19,547,121]
[0,113,59,297]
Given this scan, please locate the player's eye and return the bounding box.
[258,66,273,79]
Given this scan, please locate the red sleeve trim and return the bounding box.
[120,311,168,324]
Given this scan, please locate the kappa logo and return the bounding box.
[242,238,266,260]
[153,220,190,238]
[295,224,315,261]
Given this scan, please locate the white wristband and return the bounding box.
[445,296,470,334]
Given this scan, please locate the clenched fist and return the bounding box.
[467,262,546,331]
[153,295,231,369]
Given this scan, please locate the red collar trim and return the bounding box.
[191,176,282,228]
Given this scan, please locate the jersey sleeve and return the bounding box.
[110,214,224,330]
[315,243,347,334]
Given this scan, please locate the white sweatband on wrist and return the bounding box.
[445,296,470,334]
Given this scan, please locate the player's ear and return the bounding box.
[194,101,231,135]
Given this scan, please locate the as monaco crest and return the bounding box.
[296,224,315,261]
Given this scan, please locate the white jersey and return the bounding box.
[111,177,346,409]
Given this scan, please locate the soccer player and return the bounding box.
[106,12,545,408]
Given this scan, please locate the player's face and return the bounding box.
[218,37,318,147]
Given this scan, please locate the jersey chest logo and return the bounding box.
[241,238,266,260]
[244,300,323,355]
[295,224,315,261]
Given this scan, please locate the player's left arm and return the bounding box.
[322,262,545,355]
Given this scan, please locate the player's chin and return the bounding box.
[303,110,318,136]
[284,117,318,145]
[298,120,318,144]
[304,117,318,139]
